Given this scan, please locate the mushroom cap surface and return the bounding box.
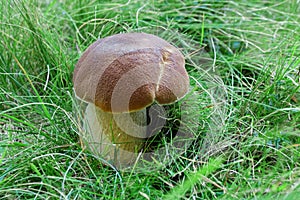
[73,32,189,113]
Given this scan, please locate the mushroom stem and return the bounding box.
[84,103,147,167]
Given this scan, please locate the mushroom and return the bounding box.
[73,32,189,169]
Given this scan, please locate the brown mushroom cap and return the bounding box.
[73,32,189,113]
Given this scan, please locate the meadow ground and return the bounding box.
[1,0,300,199]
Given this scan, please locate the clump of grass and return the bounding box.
[1,0,299,199]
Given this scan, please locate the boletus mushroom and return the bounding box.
[73,32,189,169]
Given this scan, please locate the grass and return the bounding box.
[1,0,299,199]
